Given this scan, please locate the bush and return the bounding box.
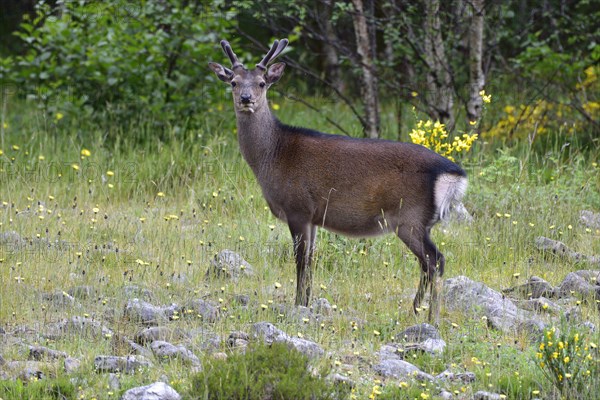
[189,342,349,400]
[5,0,235,137]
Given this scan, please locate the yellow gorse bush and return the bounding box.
[536,325,598,396]
[409,120,478,162]
[486,65,599,140]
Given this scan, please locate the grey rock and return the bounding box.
[436,370,476,383]
[5,361,50,381]
[252,322,323,358]
[29,345,69,360]
[64,357,81,373]
[185,299,219,322]
[42,290,76,307]
[45,316,113,339]
[227,331,250,350]
[252,322,290,343]
[474,391,503,400]
[234,294,250,306]
[327,373,355,388]
[135,327,186,345]
[518,319,548,341]
[0,231,26,248]
[121,382,181,400]
[503,276,554,299]
[580,210,600,230]
[439,390,454,399]
[312,298,333,316]
[108,373,121,390]
[516,297,561,313]
[150,341,201,366]
[207,250,255,280]
[124,299,178,326]
[554,270,600,299]
[94,355,152,374]
[396,323,441,342]
[373,359,434,381]
[444,276,526,332]
[124,285,154,301]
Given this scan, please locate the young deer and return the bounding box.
[209,39,467,323]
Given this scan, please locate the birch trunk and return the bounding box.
[466,0,485,123]
[423,0,455,130]
[351,0,380,138]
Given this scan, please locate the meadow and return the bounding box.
[0,96,599,399]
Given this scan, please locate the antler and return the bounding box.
[220,40,244,70]
[256,39,289,70]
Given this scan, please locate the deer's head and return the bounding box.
[209,39,288,114]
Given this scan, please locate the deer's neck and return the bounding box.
[235,108,279,176]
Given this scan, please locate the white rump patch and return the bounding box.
[434,174,468,221]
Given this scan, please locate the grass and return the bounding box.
[0,97,599,399]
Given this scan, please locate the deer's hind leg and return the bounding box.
[397,226,445,325]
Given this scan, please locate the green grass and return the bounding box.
[1,98,599,399]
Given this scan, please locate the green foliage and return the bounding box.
[6,0,234,136]
[0,378,76,400]
[189,342,349,400]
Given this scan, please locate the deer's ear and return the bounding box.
[208,62,233,83]
[266,62,285,84]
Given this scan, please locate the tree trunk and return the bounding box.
[423,0,455,130]
[321,0,345,94]
[466,0,485,123]
[351,0,380,138]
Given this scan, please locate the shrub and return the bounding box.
[5,0,234,136]
[189,342,349,400]
[409,119,478,162]
[536,324,599,397]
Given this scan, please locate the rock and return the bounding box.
[518,319,548,341]
[185,299,219,322]
[373,359,434,381]
[234,294,250,306]
[312,298,333,316]
[94,355,152,374]
[227,331,250,350]
[5,361,51,381]
[0,231,26,248]
[124,298,178,326]
[516,297,561,313]
[580,210,600,230]
[449,201,473,223]
[42,290,76,307]
[45,316,113,340]
[444,276,526,332]
[554,270,600,299]
[439,390,454,399]
[150,341,201,367]
[252,322,290,343]
[535,237,600,265]
[503,276,554,299]
[121,382,181,400]
[382,324,446,358]
[474,391,503,400]
[251,322,324,358]
[108,373,120,390]
[123,285,154,301]
[29,345,69,360]
[135,327,186,345]
[207,250,255,280]
[327,373,355,388]
[436,370,476,383]
[64,357,81,373]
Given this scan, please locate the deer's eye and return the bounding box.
[231,82,237,87]
[259,82,266,88]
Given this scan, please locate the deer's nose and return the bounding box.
[240,94,252,104]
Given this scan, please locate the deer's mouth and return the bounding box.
[238,103,256,113]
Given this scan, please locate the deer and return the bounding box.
[208,39,467,323]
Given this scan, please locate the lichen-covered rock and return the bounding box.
[252,322,323,358]
[503,276,554,299]
[373,359,433,381]
[207,250,255,280]
[94,355,152,374]
[184,299,219,322]
[121,382,181,400]
[124,299,178,326]
[554,270,600,299]
[135,327,187,345]
[150,341,201,367]
[444,276,526,332]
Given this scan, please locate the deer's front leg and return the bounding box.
[289,220,316,306]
